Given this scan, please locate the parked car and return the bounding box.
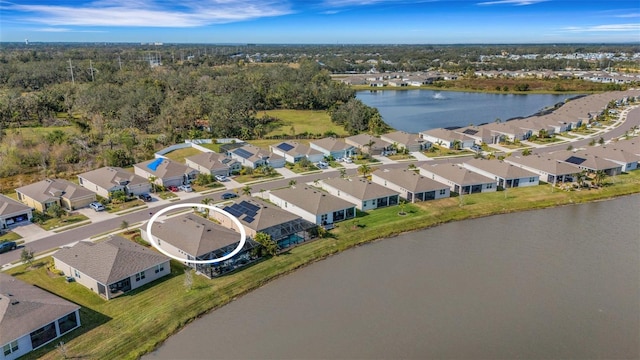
[215,175,228,182]
[0,241,17,254]
[138,193,152,202]
[167,185,179,192]
[178,184,193,192]
[89,201,105,212]
[317,161,328,169]
[221,192,238,200]
[344,157,353,163]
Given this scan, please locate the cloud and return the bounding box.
[561,23,640,32]
[5,0,292,27]
[615,12,640,18]
[477,0,547,5]
[32,27,108,33]
[322,0,435,7]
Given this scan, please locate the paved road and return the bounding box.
[2,105,638,266]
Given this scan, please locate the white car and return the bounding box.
[317,161,328,169]
[178,184,193,192]
[344,157,353,163]
[215,175,228,182]
[89,202,105,212]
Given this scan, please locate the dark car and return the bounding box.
[221,192,238,200]
[0,241,17,254]
[138,193,152,202]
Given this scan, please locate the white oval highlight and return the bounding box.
[145,203,247,265]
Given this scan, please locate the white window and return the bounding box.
[3,341,18,356]
[439,189,446,195]
[135,271,146,281]
[155,264,165,273]
[487,183,493,189]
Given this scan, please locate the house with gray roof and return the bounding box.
[452,126,494,146]
[0,273,80,360]
[133,158,199,188]
[77,166,150,199]
[211,197,317,249]
[371,168,450,203]
[319,177,400,211]
[0,194,32,230]
[590,146,639,172]
[185,152,241,177]
[419,128,475,149]
[461,158,540,188]
[309,137,356,160]
[380,131,429,152]
[227,144,285,169]
[15,179,96,213]
[53,236,170,300]
[141,213,259,278]
[419,163,496,195]
[345,134,393,155]
[505,155,579,184]
[269,141,324,164]
[550,150,623,176]
[269,186,356,226]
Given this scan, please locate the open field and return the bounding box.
[261,109,349,137]
[8,169,640,360]
[3,126,80,142]
[163,147,202,163]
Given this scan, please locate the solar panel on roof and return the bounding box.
[240,201,260,213]
[462,129,478,135]
[277,143,295,152]
[243,216,255,223]
[234,148,253,159]
[565,156,586,165]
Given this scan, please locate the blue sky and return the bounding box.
[1,0,638,43]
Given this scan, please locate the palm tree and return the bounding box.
[575,171,587,188]
[241,185,252,196]
[594,170,606,187]
[452,140,462,150]
[339,168,347,178]
[363,139,376,155]
[522,148,532,156]
[201,198,213,217]
[288,179,297,188]
[148,175,157,193]
[358,163,371,178]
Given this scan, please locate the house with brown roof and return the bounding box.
[309,137,356,160]
[269,141,325,164]
[185,152,241,177]
[419,163,496,195]
[134,158,199,188]
[461,158,540,188]
[371,168,450,203]
[53,236,170,300]
[15,179,96,212]
[345,134,393,155]
[0,194,32,230]
[505,155,579,184]
[380,131,429,152]
[228,144,285,169]
[269,186,356,226]
[141,213,259,278]
[77,166,151,199]
[0,273,81,360]
[211,197,317,249]
[319,177,400,211]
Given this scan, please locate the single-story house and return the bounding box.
[134,158,199,188]
[319,177,400,211]
[228,144,286,169]
[269,186,356,226]
[15,179,96,212]
[212,197,317,249]
[345,134,393,155]
[0,273,81,360]
[77,166,151,198]
[371,168,450,203]
[380,131,429,152]
[478,122,532,143]
[185,152,242,177]
[53,236,170,300]
[419,163,496,195]
[505,155,579,184]
[141,213,259,278]
[309,137,356,160]
[419,128,475,149]
[551,150,623,176]
[590,146,639,172]
[0,194,32,230]
[269,141,325,164]
[453,126,495,145]
[461,158,540,188]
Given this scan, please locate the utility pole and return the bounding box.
[89,60,95,82]
[68,59,75,85]
[118,55,122,71]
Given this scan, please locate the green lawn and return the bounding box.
[285,162,320,173]
[7,170,640,360]
[261,109,349,137]
[106,199,146,213]
[199,143,223,152]
[155,191,178,200]
[4,126,80,142]
[37,213,90,231]
[423,146,474,157]
[234,172,283,183]
[0,231,22,242]
[163,147,202,163]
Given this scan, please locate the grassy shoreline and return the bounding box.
[8,171,640,360]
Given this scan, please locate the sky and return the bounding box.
[0,0,639,44]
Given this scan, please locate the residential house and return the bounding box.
[505,155,579,184]
[419,128,475,149]
[551,150,623,176]
[15,179,96,212]
[0,273,81,360]
[228,144,285,169]
[309,137,356,160]
[53,236,170,300]
[371,168,450,203]
[134,158,199,188]
[452,126,495,146]
[380,131,429,152]
[461,158,540,188]
[212,197,317,249]
[0,195,32,230]
[269,186,356,226]
[185,152,241,177]
[77,167,151,199]
[419,163,496,195]
[478,121,531,143]
[319,177,400,211]
[345,134,393,155]
[141,213,259,278]
[269,141,325,164]
[590,146,640,172]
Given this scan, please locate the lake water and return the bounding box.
[146,195,640,360]
[357,90,574,133]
